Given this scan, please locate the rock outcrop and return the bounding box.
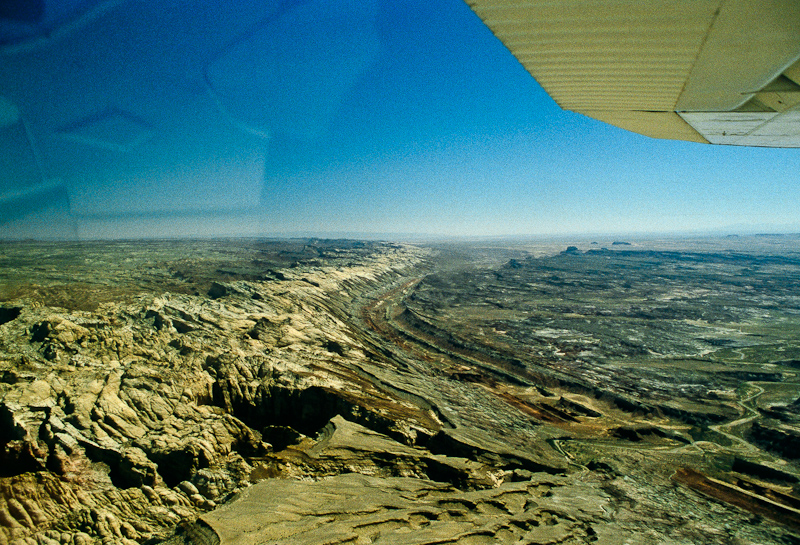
[0,241,451,543]
[0,239,797,545]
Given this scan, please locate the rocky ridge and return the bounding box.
[0,241,445,543]
[0,239,797,544]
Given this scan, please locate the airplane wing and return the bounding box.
[466,0,800,147]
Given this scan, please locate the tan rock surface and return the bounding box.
[0,241,444,543]
[0,239,797,544]
[199,471,606,545]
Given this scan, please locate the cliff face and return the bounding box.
[0,239,798,545]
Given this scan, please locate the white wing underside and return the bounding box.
[466,0,800,147]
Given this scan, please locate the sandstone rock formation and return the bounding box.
[0,239,797,544]
[0,241,440,543]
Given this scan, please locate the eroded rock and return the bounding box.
[0,239,797,545]
[0,241,437,543]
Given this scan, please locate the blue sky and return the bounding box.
[256,0,800,237]
[1,0,799,239]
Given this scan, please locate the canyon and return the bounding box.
[0,237,798,544]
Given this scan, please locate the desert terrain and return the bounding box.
[0,236,799,544]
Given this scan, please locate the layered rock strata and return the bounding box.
[0,239,797,544]
[0,241,450,543]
